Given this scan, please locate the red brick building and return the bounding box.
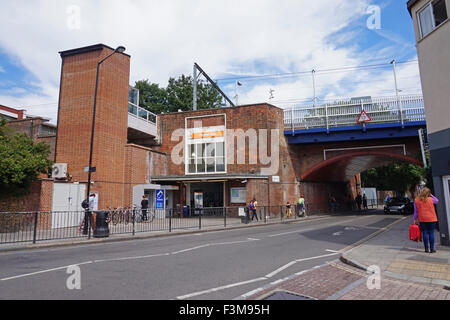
[50,44,300,213]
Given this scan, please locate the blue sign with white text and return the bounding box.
[156,189,165,209]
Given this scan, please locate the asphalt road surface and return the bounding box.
[0,212,403,300]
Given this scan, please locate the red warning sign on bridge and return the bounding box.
[357,110,372,124]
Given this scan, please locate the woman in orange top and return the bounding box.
[414,187,439,253]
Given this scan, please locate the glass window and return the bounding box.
[418,3,434,38]
[196,144,205,159]
[196,158,206,173]
[190,144,196,158]
[186,141,226,174]
[434,0,448,26]
[216,157,225,172]
[216,142,224,157]
[418,0,448,38]
[206,143,215,157]
[188,159,196,173]
[206,158,215,172]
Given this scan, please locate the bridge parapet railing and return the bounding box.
[284,94,425,131]
[128,102,157,124]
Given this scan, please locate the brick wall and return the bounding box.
[122,144,169,206]
[7,118,56,161]
[55,45,130,209]
[157,104,294,177]
[0,179,53,213]
[157,104,299,208]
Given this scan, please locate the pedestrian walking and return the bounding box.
[414,187,439,253]
[251,198,259,221]
[384,193,392,203]
[286,201,293,218]
[141,195,149,222]
[329,195,337,212]
[363,194,368,211]
[355,193,362,211]
[298,195,306,217]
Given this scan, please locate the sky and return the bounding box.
[0,0,422,123]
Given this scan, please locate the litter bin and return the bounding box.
[93,211,109,238]
[183,205,190,218]
[240,207,250,224]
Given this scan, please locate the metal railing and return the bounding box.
[128,102,157,124]
[0,204,387,245]
[284,94,425,131]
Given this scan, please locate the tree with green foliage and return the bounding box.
[0,119,53,198]
[135,74,225,114]
[134,79,169,115]
[361,160,430,196]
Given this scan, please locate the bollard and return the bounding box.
[132,208,135,236]
[169,209,172,232]
[32,212,38,244]
[224,207,227,228]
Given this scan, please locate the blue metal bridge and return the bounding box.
[283,94,426,144]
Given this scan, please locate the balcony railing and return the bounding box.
[284,94,425,131]
[128,102,157,124]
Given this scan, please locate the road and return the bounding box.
[0,212,403,300]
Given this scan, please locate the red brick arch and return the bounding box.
[301,151,422,182]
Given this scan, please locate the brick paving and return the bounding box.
[246,260,450,300]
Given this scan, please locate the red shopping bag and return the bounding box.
[409,224,422,242]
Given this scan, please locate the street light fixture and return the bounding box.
[83,46,126,236]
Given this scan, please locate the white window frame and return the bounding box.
[184,114,227,175]
[417,0,448,39]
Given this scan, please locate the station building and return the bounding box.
[50,44,299,214]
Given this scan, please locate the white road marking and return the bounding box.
[0,238,259,281]
[176,277,267,300]
[0,261,93,281]
[325,249,340,253]
[171,244,211,255]
[239,287,264,299]
[177,251,340,300]
[265,261,298,278]
[93,253,170,263]
[267,216,372,238]
[265,252,340,279]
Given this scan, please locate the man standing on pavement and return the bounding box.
[141,195,149,222]
[87,193,96,233]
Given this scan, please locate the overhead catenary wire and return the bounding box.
[214,60,419,83]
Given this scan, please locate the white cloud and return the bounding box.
[0,0,421,121]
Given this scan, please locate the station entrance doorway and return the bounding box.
[189,182,224,209]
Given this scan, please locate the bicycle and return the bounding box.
[134,207,155,223]
[111,207,132,225]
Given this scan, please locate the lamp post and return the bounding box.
[390,59,404,127]
[83,46,126,236]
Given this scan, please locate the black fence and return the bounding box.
[0,202,383,245]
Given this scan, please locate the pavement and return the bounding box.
[242,215,450,300]
[2,212,450,300]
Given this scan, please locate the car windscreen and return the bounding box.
[388,198,408,205]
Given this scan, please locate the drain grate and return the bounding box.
[263,290,315,300]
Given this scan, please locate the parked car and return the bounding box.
[384,197,414,215]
